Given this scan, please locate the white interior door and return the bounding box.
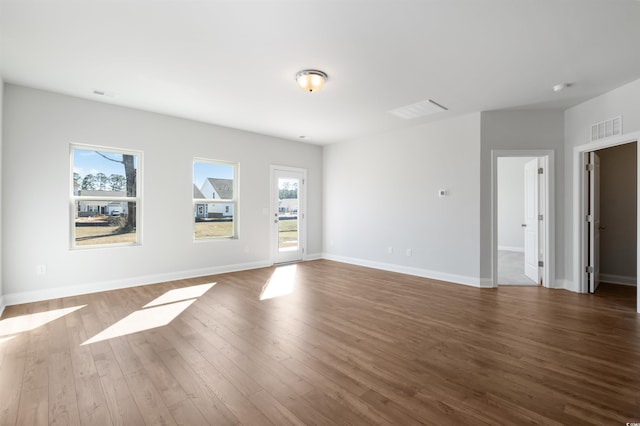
[523,158,539,283]
[588,152,601,293]
[271,168,305,264]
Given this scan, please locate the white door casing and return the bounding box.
[524,158,539,283]
[491,150,554,290]
[588,152,601,293]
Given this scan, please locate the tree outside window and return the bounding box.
[71,145,141,248]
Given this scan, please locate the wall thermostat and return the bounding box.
[438,189,448,197]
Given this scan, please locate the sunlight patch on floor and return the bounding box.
[260,264,297,300]
[83,282,216,345]
[82,299,196,345]
[0,305,86,337]
[144,283,215,308]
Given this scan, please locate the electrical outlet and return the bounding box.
[387,246,393,254]
[406,249,412,257]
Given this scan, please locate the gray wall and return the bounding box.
[598,142,637,285]
[2,84,323,303]
[480,110,565,284]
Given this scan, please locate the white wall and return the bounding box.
[564,78,640,291]
[0,78,4,315]
[2,84,323,304]
[598,143,636,285]
[497,157,534,251]
[480,110,565,283]
[323,113,484,287]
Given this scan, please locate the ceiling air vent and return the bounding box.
[388,99,448,120]
[591,116,622,142]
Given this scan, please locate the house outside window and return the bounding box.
[71,145,141,248]
[193,159,238,239]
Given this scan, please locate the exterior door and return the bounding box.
[523,158,539,283]
[271,167,305,264]
[588,152,601,293]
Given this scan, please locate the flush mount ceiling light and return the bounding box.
[296,69,328,93]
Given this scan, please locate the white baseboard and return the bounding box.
[501,282,538,287]
[554,279,577,292]
[322,253,493,288]
[479,278,495,288]
[304,252,323,261]
[498,246,525,253]
[600,273,637,287]
[0,295,5,318]
[3,260,272,306]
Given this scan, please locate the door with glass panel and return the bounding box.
[271,167,305,264]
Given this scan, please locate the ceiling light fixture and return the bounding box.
[553,83,570,92]
[296,69,328,93]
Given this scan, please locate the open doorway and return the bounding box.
[573,130,640,313]
[497,157,543,285]
[492,150,554,289]
[584,142,637,303]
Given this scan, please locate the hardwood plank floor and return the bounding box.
[1,260,639,425]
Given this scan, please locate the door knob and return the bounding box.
[521,224,527,227]
[599,225,606,230]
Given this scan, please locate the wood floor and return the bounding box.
[1,260,639,425]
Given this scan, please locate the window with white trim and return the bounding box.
[71,145,141,248]
[193,159,238,239]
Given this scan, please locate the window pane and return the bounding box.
[75,201,137,246]
[194,162,234,200]
[73,148,138,197]
[278,177,299,251]
[194,203,234,239]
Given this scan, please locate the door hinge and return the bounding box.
[538,167,543,174]
[538,261,544,267]
[538,214,543,221]
[302,179,305,185]
[586,163,594,171]
[586,214,592,222]
[586,266,594,273]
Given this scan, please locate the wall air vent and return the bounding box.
[388,99,448,120]
[590,116,622,142]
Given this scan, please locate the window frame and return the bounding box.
[193,158,239,241]
[70,143,143,249]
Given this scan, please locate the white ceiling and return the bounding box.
[1,0,639,145]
